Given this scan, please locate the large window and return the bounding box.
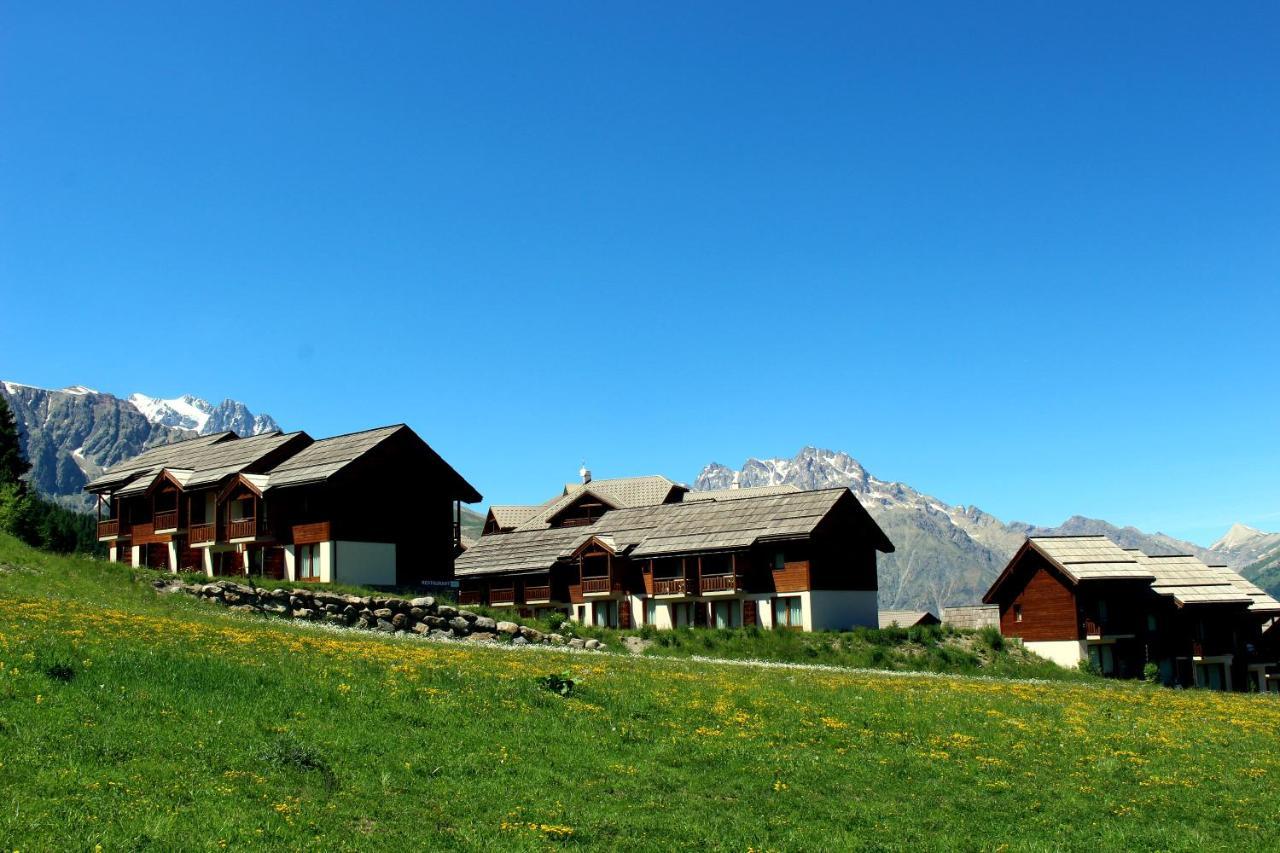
[645,599,657,626]
[672,602,695,628]
[1088,643,1115,675]
[298,544,320,580]
[593,601,618,628]
[774,596,802,629]
[712,599,740,629]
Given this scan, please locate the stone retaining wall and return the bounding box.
[153,579,607,651]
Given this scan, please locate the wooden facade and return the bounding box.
[456,482,894,631]
[87,425,480,589]
[984,536,1280,691]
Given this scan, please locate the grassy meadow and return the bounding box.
[2,535,1280,850]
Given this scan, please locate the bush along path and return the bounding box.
[152,578,609,651]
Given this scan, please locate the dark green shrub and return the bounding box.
[538,671,575,697]
[1143,662,1160,684]
[977,626,1005,652]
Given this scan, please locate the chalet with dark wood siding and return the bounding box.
[456,474,894,631]
[86,424,480,588]
[983,535,1280,691]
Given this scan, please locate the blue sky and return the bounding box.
[2,3,1278,544]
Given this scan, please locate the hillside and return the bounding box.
[2,534,1279,849]
[698,448,1244,612]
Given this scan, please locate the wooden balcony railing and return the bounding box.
[653,577,689,596]
[458,590,483,606]
[525,585,552,602]
[700,574,739,594]
[227,518,262,540]
[189,522,217,545]
[97,519,121,539]
[582,576,611,594]
[1084,617,1104,637]
[153,509,179,531]
[490,587,517,606]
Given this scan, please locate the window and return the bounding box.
[773,596,802,628]
[672,602,694,628]
[1088,643,1115,676]
[298,544,320,580]
[1146,614,1158,632]
[576,605,586,623]
[1096,599,1109,622]
[645,599,656,626]
[712,600,740,629]
[593,601,617,628]
[1014,604,1023,623]
[773,551,786,570]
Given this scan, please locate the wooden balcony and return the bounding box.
[525,584,552,603]
[700,574,741,594]
[153,509,180,532]
[1084,617,1104,638]
[490,587,517,606]
[582,576,612,595]
[653,577,690,597]
[97,519,126,540]
[228,518,267,541]
[189,522,217,545]
[458,590,483,606]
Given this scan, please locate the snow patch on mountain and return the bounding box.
[128,392,280,436]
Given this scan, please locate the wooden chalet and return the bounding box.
[983,535,1280,691]
[86,424,481,588]
[456,475,894,632]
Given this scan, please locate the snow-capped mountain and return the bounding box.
[696,447,1240,612]
[0,381,280,510]
[128,393,280,436]
[1210,523,1280,567]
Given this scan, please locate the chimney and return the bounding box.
[730,471,740,490]
[579,463,592,484]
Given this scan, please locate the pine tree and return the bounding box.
[0,396,31,485]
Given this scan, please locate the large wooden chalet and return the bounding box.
[455,474,894,631]
[983,535,1280,691]
[85,425,481,588]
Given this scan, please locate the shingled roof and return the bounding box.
[682,485,803,502]
[513,475,685,531]
[261,425,403,489]
[1132,552,1280,611]
[85,431,237,491]
[456,487,892,577]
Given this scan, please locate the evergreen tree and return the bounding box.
[0,396,31,485]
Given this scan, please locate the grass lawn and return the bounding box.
[2,535,1279,850]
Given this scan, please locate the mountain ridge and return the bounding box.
[696,447,1256,612]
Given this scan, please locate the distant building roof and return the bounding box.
[487,505,543,531]
[514,475,685,531]
[878,610,940,629]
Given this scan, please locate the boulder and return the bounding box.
[473,616,498,632]
[201,584,223,596]
[373,608,394,619]
[223,592,242,605]
[324,603,341,614]
[270,588,291,601]
[409,596,436,609]
[511,635,529,646]
[343,604,358,617]
[519,627,544,643]
[584,639,602,651]
[229,604,258,613]
[385,598,408,611]
[411,622,430,635]
[457,610,479,622]
[264,604,288,615]
[324,613,346,625]
[424,615,446,629]
[391,613,408,630]
[376,619,396,633]
[292,608,315,620]
[467,632,498,643]
[568,638,585,649]
[436,605,458,619]
[548,633,566,645]
[409,607,426,619]
[496,621,520,636]
[429,629,452,641]
[448,617,470,635]
[355,618,372,631]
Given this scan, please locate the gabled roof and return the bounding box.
[85,431,238,491]
[487,505,542,531]
[457,487,892,577]
[514,475,685,531]
[683,485,803,502]
[260,425,404,489]
[87,431,306,495]
[1027,536,1157,582]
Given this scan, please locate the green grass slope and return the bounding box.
[2,535,1279,851]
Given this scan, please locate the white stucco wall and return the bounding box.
[130,545,141,567]
[202,549,215,578]
[167,542,179,574]
[1024,639,1087,668]
[283,545,297,582]
[333,541,395,586]
[804,590,878,631]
